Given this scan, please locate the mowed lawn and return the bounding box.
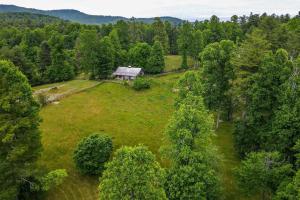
[38,73,182,200]
[214,123,242,200]
[33,80,99,93]
[214,123,258,200]
[164,55,195,72]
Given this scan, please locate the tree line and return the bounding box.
[198,15,300,200]
[1,12,299,85]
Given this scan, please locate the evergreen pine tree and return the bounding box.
[96,36,114,79]
[0,60,42,200]
[147,41,165,74]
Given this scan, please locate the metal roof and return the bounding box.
[112,66,143,77]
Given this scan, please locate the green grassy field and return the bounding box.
[215,123,244,200]
[33,80,99,93]
[164,55,195,72]
[35,56,249,200]
[38,73,181,200]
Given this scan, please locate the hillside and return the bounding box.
[0,12,63,28]
[0,4,183,24]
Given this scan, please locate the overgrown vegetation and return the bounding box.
[132,78,151,91]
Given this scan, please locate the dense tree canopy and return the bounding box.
[201,40,236,125]
[162,74,221,199]
[0,60,42,200]
[99,145,166,200]
[235,151,293,199]
[234,49,293,156]
[0,12,299,85]
[146,40,165,74]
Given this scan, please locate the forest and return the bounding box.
[1,10,300,200]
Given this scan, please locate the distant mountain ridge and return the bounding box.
[0,4,183,24]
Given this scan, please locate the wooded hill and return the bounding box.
[0,4,183,24]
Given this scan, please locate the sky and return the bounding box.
[1,0,299,20]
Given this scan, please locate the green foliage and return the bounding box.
[232,28,271,78]
[0,60,42,200]
[162,72,221,199]
[275,170,300,200]
[96,36,114,79]
[0,45,39,84]
[201,40,236,121]
[73,133,113,175]
[152,18,169,54]
[38,41,51,82]
[75,29,100,75]
[165,152,221,200]
[235,151,293,199]
[132,77,151,91]
[75,30,114,80]
[0,11,298,88]
[99,145,167,200]
[231,28,272,110]
[234,49,292,156]
[177,22,192,69]
[190,30,204,64]
[167,97,213,142]
[146,41,165,74]
[47,33,75,82]
[109,29,126,69]
[175,71,203,106]
[270,56,300,161]
[36,93,48,107]
[128,42,151,69]
[181,51,188,69]
[164,21,178,55]
[0,12,63,28]
[207,15,225,43]
[38,169,68,191]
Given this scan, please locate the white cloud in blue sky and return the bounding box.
[1,0,299,19]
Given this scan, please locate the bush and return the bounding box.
[37,93,48,107]
[73,133,113,175]
[132,78,151,91]
[123,80,129,87]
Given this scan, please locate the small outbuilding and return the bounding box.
[112,66,144,80]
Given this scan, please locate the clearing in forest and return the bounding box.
[36,71,250,200]
[38,73,180,200]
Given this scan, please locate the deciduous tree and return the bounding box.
[73,134,113,175]
[99,145,166,200]
[201,40,236,127]
[235,151,293,200]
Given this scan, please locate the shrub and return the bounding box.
[73,133,113,175]
[37,93,48,106]
[123,80,129,87]
[132,78,151,91]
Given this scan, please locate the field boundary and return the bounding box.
[37,81,103,104]
[35,69,192,104]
